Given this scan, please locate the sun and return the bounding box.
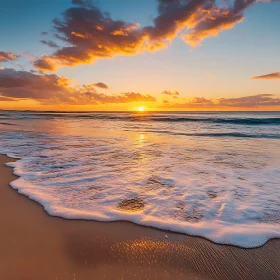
[138,106,145,112]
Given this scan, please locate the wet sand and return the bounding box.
[0,154,280,280]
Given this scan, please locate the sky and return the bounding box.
[0,0,279,111]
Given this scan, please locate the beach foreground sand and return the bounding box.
[0,155,280,280]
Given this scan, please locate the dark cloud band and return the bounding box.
[0,68,156,105]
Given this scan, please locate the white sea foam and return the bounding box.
[1,111,280,248]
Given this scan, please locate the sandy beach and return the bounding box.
[0,154,280,280]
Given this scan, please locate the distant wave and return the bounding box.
[1,112,280,126]
[188,132,280,139]
[0,122,18,126]
[124,116,280,125]
[142,130,280,139]
[205,118,280,125]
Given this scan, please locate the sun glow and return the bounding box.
[138,106,145,112]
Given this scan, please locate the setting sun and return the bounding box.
[138,106,145,112]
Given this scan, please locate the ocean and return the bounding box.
[0,111,280,248]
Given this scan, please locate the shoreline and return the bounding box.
[1,154,280,279]
[4,154,278,250]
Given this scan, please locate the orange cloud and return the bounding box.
[182,4,246,47]
[0,96,17,101]
[0,51,20,62]
[33,55,56,71]
[161,90,180,96]
[0,68,156,105]
[251,72,280,80]
[161,94,280,109]
[33,0,277,71]
[205,72,214,77]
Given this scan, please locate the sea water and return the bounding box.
[0,111,280,248]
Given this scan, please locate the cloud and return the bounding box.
[162,90,180,96]
[0,96,17,101]
[0,68,156,105]
[251,72,280,80]
[34,0,148,71]
[40,40,59,48]
[205,72,214,77]
[143,0,205,43]
[161,94,280,109]
[0,51,20,62]
[33,55,56,71]
[218,94,280,107]
[1,68,278,109]
[33,0,277,71]
[84,91,156,103]
[182,0,252,47]
[183,0,280,47]
[93,82,109,89]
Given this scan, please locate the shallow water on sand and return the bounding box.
[0,111,280,247]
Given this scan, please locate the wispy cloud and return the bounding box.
[161,94,280,109]
[205,72,214,77]
[0,96,17,101]
[0,68,156,105]
[0,51,20,62]
[251,72,280,80]
[33,0,277,71]
[161,90,180,96]
[40,40,59,48]
[218,94,280,107]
